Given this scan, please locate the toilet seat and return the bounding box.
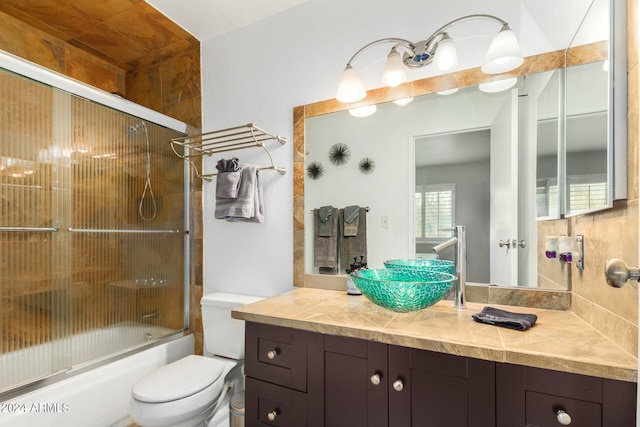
[129,355,234,427]
[133,355,225,403]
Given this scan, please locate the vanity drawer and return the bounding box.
[525,391,601,427]
[245,377,307,427]
[245,322,308,392]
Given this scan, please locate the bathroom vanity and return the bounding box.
[233,288,637,427]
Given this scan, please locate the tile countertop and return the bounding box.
[231,288,638,383]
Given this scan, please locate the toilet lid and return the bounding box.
[132,355,225,403]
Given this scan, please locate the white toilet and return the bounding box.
[129,293,263,427]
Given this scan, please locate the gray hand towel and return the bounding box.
[214,164,264,223]
[343,205,360,237]
[318,205,334,237]
[340,207,367,270]
[314,207,338,273]
[471,307,538,331]
[216,170,242,199]
[216,157,240,172]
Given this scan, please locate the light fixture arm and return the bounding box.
[345,37,414,68]
[422,13,508,47]
[344,14,509,68]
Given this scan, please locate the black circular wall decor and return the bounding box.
[328,143,351,166]
[359,157,375,174]
[306,161,325,180]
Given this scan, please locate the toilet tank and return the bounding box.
[201,292,264,359]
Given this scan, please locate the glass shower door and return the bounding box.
[0,65,188,392]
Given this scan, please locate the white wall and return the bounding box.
[200,0,595,297]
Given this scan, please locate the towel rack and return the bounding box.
[169,123,287,182]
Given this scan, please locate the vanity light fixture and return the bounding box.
[336,14,524,103]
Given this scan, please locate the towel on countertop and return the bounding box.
[215,158,243,199]
[343,205,360,237]
[318,205,334,237]
[314,207,339,274]
[340,207,367,270]
[471,307,538,331]
[214,164,264,223]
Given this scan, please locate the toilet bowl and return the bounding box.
[129,293,263,427]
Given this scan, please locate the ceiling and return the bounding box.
[0,0,310,69]
[146,0,311,41]
[0,1,596,72]
[0,0,200,70]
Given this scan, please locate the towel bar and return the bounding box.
[169,123,287,181]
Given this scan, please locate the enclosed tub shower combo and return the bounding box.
[0,50,194,425]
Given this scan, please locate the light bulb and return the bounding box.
[382,49,406,87]
[336,65,366,103]
[392,97,414,106]
[348,105,377,117]
[435,33,458,72]
[478,77,518,93]
[481,24,524,74]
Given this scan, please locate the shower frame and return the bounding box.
[0,49,192,399]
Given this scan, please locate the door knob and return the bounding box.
[392,379,404,391]
[605,258,640,288]
[499,240,511,248]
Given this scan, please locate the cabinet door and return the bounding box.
[496,363,637,427]
[389,346,496,427]
[313,334,388,427]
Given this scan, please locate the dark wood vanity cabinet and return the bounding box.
[496,363,636,427]
[388,345,496,427]
[244,322,636,426]
[244,322,494,426]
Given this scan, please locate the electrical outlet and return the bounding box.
[381,216,390,228]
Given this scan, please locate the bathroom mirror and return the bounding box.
[304,68,566,287]
[293,0,626,289]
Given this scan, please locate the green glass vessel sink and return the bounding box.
[350,269,455,313]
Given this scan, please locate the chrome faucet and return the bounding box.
[432,225,466,309]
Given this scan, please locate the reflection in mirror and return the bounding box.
[565,60,609,216]
[306,70,561,288]
[536,71,560,219]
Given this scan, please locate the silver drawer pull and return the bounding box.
[370,373,381,385]
[392,379,404,392]
[556,409,572,425]
[267,349,279,360]
[267,409,279,421]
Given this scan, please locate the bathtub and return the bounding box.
[0,325,193,427]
